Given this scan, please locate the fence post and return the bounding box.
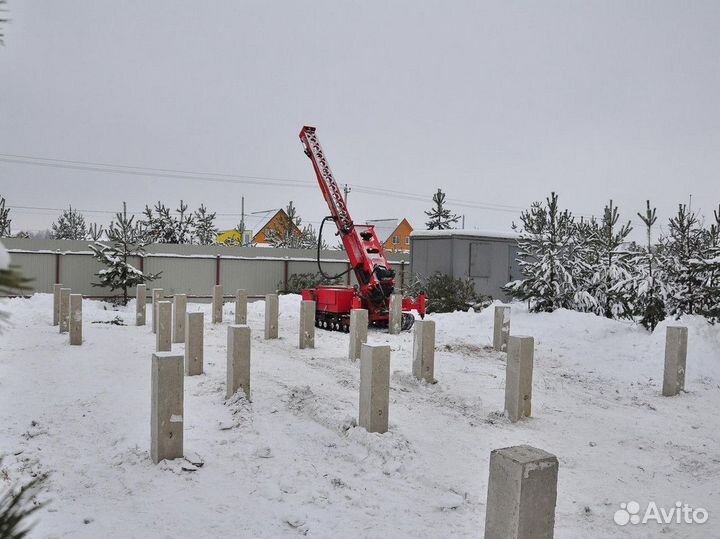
[283,259,289,292]
[54,252,61,285]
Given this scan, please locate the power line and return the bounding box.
[0,156,316,191]
[0,152,599,219]
[0,153,314,186]
[0,153,529,214]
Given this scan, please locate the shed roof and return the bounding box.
[411,229,519,240]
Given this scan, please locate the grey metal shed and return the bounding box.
[409,230,520,301]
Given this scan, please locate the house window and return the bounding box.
[405,237,410,245]
[392,236,400,244]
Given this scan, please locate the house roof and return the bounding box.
[366,218,403,243]
[245,209,282,235]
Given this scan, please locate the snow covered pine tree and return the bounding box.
[50,206,87,240]
[503,192,577,312]
[628,200,666,330]
[661,204,707,318]
[141,200,196,244]
[89,202,160,305]
[585,200,634,319]
[688,205,720,323]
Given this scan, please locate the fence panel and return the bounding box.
[2,238,409,298]
[220,258,284,296]
[6,252,55,293]
[144,256,215,298]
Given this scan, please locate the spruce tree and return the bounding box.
[586,201,634,319]
[89,202,160,305]
[628,200,666,330]
[194,204,218,245]
[0,466,47,539]
[175,200,195,244]
[424,189,460,230]
[87,222,104,241]
[661,204,706,317]
[688,205,720,323]
[300,223,327,250]
[0,194,11,237]
[503,192,577,312]
[141,200,197,244]
[568,216,601,313]
[51,206,87,240]
[141,202,178,244]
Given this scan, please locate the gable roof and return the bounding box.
[366,218,413,243]
[366,218,400,243]
[244,209,282,235]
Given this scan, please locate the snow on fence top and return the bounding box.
[411,229,520,240]
[0,238,410,263]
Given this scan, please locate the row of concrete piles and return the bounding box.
[51,285,692,539]
[52,283,82,345]
[145,285,251,465]
[483,305,692,537]
[146,292,555,539]
[492,304,691,416]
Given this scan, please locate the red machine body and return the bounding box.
[299,126,426,331]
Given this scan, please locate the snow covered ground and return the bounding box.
[1,294,719,538]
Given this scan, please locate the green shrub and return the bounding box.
[407,272,490,313]
[279,272,341,294]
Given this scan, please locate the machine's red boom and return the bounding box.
[299,126,426,331]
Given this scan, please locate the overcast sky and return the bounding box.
[1,1,719,241]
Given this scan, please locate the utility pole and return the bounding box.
[462,215,465,229]
[343,184,351,202]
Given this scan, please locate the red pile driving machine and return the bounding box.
[298,126,426,332]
